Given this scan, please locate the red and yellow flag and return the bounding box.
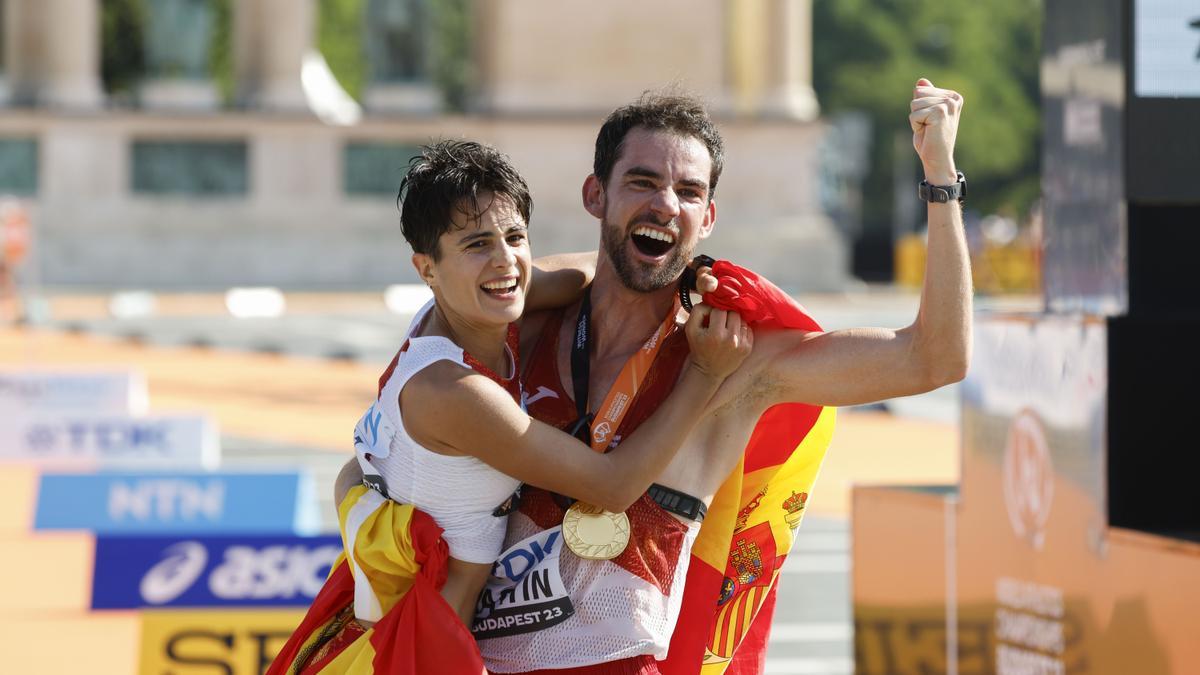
[267,486,486,675]
[662,260,837,674]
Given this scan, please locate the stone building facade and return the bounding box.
[0,0,843,290]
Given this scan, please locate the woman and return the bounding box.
[271,140,750,674]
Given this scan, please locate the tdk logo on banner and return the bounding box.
[92,535,342,609]
[35,471,319,534]
[2,414,218,468]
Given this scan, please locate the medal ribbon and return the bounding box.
[569,287,679,453]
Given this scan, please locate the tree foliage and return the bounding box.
[209,0,233,105]
[318,0,368,101]
[101,0,147,99]
[318,0,473,112]
[813,0,1042,232]
[101,0,233,106]
[100,0,471,112]
[430,0,473,112]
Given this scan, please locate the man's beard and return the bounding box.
[600,214,692,293]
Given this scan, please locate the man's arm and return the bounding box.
[525,251,597,311]
[748,78,971,408]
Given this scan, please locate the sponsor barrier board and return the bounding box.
[139,609,304,675]
[93,534,341,609]
[0,370,147,414]
[1,413,219,468]
[34,471,320,534]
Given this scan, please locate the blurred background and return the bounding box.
[0,0,1072,673]
[0,0,1042,295]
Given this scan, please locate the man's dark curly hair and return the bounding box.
[593,91,725,200]
[398,140,533,260]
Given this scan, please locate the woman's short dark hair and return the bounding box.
[398,140,533,260]
[593,91,725,199]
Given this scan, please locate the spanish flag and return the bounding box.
[661,260,837,674]
[267,485,486,674]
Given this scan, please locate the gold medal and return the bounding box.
[562,502,631,560]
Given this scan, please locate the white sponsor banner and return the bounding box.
[0,370,148,415]
[1135,0,1200,97]
[0,413,219,469]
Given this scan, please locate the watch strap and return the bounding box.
[918,171,966,203]
[648,483,707,522]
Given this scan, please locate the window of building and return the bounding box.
[132,140,247,195]
[364,0,430,84]
[0,139,38,196]
[145,0,215,79]
[344,142,420,196]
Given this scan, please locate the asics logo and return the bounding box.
[137,541,342,605]
[140,541,207,605]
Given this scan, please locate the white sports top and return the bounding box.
[352,300,522,565]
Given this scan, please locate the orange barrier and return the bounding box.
[854,315,1200,674]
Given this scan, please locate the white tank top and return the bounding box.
[352,300,522,565]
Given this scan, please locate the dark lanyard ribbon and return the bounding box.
[568,288,595,443]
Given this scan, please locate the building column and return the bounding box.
[3,0,104,108]
[759,0,819,120]
[234,0,314,111]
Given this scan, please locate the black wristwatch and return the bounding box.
[918,171,967,204]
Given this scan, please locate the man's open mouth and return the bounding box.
[481,278,520,296]
[631,226,676,257]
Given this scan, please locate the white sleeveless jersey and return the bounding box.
[352,300,521,567]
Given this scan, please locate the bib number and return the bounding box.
[472,527,574,640]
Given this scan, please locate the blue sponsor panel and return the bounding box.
[34,471,320,534]
[92,534,342,609]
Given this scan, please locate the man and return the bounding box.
[339,78,968,673]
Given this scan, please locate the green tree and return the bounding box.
[318,0,368,101]
[430,0,473,112]
[101,0,147,100]
[101,0,234,106]
[209,0,233,105]
[813,0,1042,247]
[318,0,473,112]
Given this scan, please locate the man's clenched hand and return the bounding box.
[910,78,963,185]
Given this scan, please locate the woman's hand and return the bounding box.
[684,301,754,381]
